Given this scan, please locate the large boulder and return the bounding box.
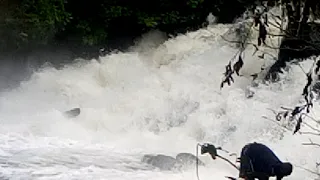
[141,152,205,171]
[142,154,177,170]
[176,152,205,166]
[63,108,81,118]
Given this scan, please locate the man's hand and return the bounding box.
[200,143,217,159]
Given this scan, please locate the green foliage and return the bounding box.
[187,0,204,8]
[136,12,160,28]
[79,26,107,46]
[23,0,72,26]
[3,0,257,48]
[20,0,72,42]
[104,5,132,19]
[160,11,181,25]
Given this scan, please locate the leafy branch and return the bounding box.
[220,1,320,89]
[272,56,320,135]
[220,5,273,89]
[220,51,244,89]
[220,2,320,121]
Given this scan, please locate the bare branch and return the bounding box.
[302,139,320,148]
[261,115,293,132]
[221,33,318,53]
[300,131,320,136]
[302,143,320,147]
[302,121,320,133]
[295,164,320,176]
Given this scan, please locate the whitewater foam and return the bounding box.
[0,7,320,180]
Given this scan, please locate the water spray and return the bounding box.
[196,143,239,180]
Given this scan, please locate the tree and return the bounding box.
[1,0,262,51]
[220,0,320,110]
[219,0,320,175]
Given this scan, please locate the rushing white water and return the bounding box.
[1,8,320,180]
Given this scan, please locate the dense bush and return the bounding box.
[1,0,258,49]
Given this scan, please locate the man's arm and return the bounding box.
[239,156,254,179]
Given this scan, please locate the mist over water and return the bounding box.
[0,35,137,92]
[0,8,320,180]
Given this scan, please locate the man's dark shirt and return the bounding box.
[239,142,282,179]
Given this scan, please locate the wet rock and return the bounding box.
[141,152,205,171]
[176,152,205,167]
[142,154,177,170]
[63,108,81,118]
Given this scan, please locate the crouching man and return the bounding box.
[238,142,293,180]
[201,142,293,180]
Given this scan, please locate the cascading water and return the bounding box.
[0,7,319,180]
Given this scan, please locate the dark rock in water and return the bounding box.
[142,154,177,170]
[176,153,205,166]
[63,108,81,118]
[141,152,205,171]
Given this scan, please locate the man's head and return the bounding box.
[274,162,293,177]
